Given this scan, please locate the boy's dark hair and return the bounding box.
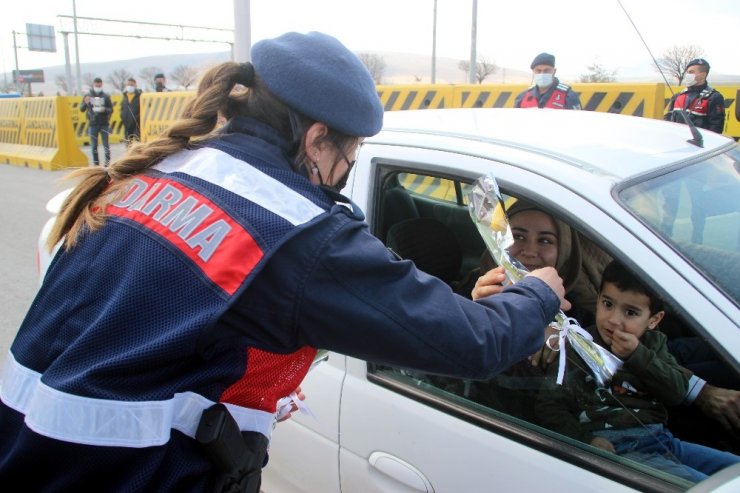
[93,77,102,83]
[600,260,664,314]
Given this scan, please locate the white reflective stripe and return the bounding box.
[0,352,275,448]
[155,147,324,226]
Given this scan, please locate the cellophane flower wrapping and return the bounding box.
[467,173,622,386]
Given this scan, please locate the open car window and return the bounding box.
[368,162,739,490]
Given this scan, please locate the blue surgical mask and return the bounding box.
[93,87,103,94]
[683,73,697,87]
[533,73,553,88]
[125,86,136,93]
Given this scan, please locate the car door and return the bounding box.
[335,144,664,492]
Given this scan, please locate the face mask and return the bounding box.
[683,73,697,87]
[533,73,553,88]
[125,86,136,93]
[93,87,102,94]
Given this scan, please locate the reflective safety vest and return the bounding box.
[674,87,715,118]
[1,146,329,449]
[519,83,573,109]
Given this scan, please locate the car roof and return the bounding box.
[371,108,736,181]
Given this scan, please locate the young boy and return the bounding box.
[537,260,739,483]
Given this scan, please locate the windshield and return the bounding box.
[619,146,740,303]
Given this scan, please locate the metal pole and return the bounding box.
[431,0,437,83]
[12,30,20,92]
[63,32,73,95]
[72,0,82,94]
[232,0,251,62]
[468,0,477,84]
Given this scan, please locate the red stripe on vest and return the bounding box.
[108,176,263,295]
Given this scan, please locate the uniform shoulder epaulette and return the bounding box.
[699,86,717,99]
[556,82,572,92]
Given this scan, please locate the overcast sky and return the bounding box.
[1,0,739,82]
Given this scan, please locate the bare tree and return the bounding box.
[475,57,497,84]
[54,74,69,94]
[578,62,618,83]
[656,44,705,85]
[107,68,133,93]
[139,66,165,91]
[358,53,386,84]
[459,59,496,84]
[170,64,200,90]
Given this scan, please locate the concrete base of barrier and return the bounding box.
[0,143,88,171]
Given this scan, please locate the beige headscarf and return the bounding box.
[505,198,582,294]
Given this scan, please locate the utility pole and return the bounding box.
[73,0,82,94]
[468,0,477,84]
[431,0,437,83]
[63,32,73,95]
[232,0,251,62]
[12,30,20,92]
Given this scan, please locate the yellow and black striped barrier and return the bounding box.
[0,96,88,170]
[451,83,665,118]
[140,92,195,143]
[573,83,665,118]
[452,84,529,108]
[2,83,739,172]
[376,85,453,111]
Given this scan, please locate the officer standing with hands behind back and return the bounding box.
[664,58,725,134]
[0,30,570,492]
[515,52,582,110]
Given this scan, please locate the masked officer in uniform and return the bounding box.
[514,52,581,110]
[664,58,725,134]
[0,31,569,492]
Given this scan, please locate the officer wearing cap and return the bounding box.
[0,31,568,491]
[514,52,582,110]
[664,58,725,134]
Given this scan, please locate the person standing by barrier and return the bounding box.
[155,72,170,92]
[120,77,142,146]
[80,77,113,166]
[0,31,570,491]
[664,58,725,134]
[514,53,582,110]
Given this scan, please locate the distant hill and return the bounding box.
[5,49,739,96]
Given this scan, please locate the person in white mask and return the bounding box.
[120,77,143,146]
[514,52,582,110]
[80,77,113,166]
[664,58,725,134]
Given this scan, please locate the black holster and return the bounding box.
[196,403,269,493]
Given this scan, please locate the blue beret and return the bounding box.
[687,58,710,71]
[251,31,384,137]
[531,52,555,69]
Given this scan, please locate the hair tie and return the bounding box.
[237,62,255,87]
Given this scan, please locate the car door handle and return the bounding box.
[368,451,433,492]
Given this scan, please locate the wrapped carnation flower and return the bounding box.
[467,173,622,386]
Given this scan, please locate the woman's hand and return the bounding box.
[471,265,506,300]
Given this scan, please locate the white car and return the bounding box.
[262,109,739,493]
[37,109,739,492]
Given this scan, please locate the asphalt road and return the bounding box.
[0,143,128,368]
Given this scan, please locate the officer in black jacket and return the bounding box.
[664,58,725,134]
[80,77,113,166]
